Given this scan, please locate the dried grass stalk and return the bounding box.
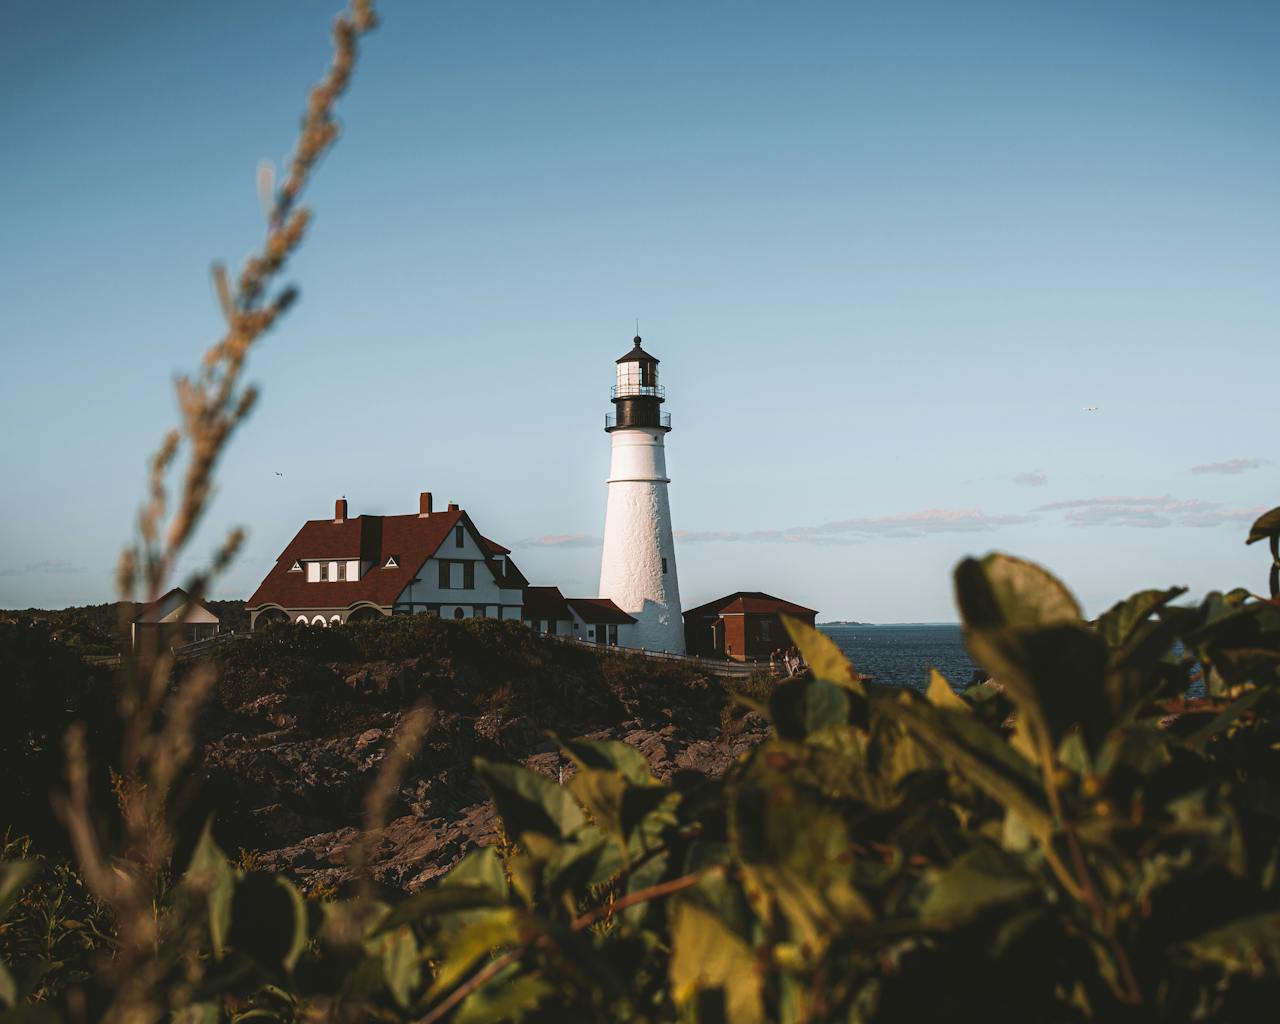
[57,4,380,1020]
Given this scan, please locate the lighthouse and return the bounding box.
[598,336,685,653]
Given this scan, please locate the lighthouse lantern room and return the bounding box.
[598,336,684,653]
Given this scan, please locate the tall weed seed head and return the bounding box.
[54,4,380,1020]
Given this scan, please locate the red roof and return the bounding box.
[566,597,637,625]
[247,508,518,611]
[683,591,818,620]
[523,585,572,621]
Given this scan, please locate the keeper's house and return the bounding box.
[683,592,818,662]
[246,492,528,629]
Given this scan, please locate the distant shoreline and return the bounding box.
[818,621,962,628]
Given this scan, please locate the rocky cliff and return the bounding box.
[198,618,767,893]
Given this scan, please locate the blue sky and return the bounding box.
[1,0,1276,622]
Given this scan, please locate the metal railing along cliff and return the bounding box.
[539,632,762,678]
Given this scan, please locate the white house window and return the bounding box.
[438,560,451,588]
[453,608,465,620]
[455,524,465,548]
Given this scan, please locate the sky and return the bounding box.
[1,0,1276,622]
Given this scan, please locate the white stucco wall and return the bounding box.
[598,426,684,653]
[395,522,523,615]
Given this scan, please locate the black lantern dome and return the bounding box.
[607,336,671,432]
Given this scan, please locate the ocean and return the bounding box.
[819,624,978,691]
[821,623,1204,697]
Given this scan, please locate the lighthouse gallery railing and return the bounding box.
[605,411,672,429]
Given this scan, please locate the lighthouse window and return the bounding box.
[662,557,668,575]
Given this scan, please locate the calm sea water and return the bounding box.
[819,624,977,691]
[821,624,1203,697]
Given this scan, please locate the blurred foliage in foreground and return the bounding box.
[2,508,1279,1022]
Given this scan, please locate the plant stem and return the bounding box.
[413,869,711,1024]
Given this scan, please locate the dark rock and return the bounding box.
[200,628,769,892]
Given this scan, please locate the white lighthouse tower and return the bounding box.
[598,336,685,653]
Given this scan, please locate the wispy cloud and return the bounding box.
[1012,470,1048,487]
[1036,495,1266,529]
[1190,458,1268,475]
[0,560,85,577]
[814,509,1037,537]
[676,508,1036,545]
[515,533,601,549]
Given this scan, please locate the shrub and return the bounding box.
[7,521,1280,1021]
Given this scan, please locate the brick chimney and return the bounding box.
[335,497,347,523]
[418,491,433,518]
[447,501,459,512]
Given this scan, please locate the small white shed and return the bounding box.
[131,588,220,653]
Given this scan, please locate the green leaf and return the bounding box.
[377,884,508,934]
[425,909,522,1001]
[1097,587,1187,650]
[453,966,553,1024]
[805,679,851,734]
[227,874,309,970]
[0,961,15,1010]
[558,735,654,784]
[0,861,39,923]
[1246,506,1280,545]
[1185,910,1280,977]
[955,553,1083,630]
[376,925,421,1008]
[782,615,866,693]
[769,677,856,740]
[444,846,510,896]
[926,668,966,710]
[966,624,1110,749]
[568,768,629,842]
[920,845,1036,920]
[1183,685,1271,752]
[474,759,585,842]
[184,820,235,958]
[669,900,763,1024]
[875,694,1054,843]
[539,825,624,897]
[278,877,309,972]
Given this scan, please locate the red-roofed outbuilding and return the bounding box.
[683,591,818,661]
